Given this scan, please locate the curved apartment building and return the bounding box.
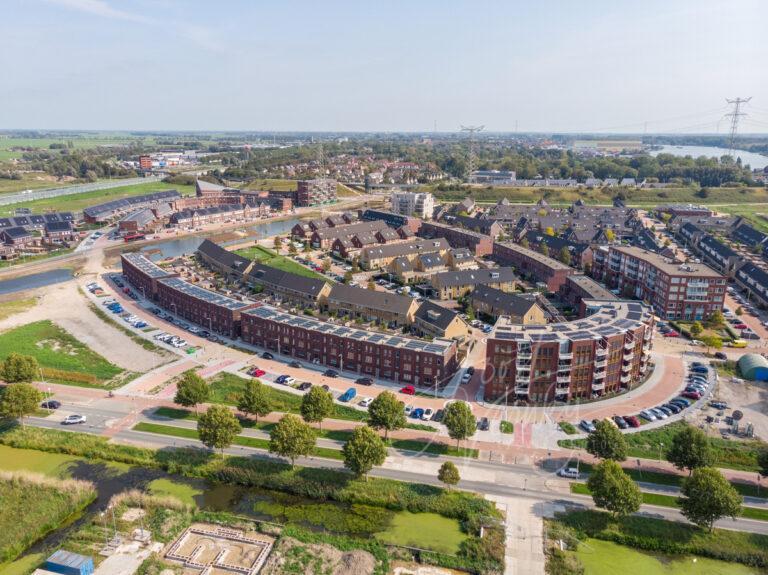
[484,299,654,403]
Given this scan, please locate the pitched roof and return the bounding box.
[2,226,31,239]
[327,283,415,316]
[247,262,329,298]
[196,239,251,273]
[432,267,518,288]
[414,300,462,331]
[471,285,541,316]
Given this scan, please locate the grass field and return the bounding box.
[0,136,153,161]
[0,173,76,195]
[233,244,327,280]
[0,320,123,384]
[0,247,74,270]
[574,538,762,575]
[0,297,36,321]
[374,511,467,554]
[0,181,194,216]
[0,472,96,564]
[243,178,299,192]
[558,421,766,472]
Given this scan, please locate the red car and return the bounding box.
[248,367,266,377]
[733,323,748,330]
[682,390,701,400]
[399,385,416,395]
[624,415,641,428]
[663,330,679,337]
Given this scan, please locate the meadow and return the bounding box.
[0,320,123,384]
[233,244,327,280]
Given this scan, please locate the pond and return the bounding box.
[650,145,768,170]
[575,538,763,575]
[0,268,73,296]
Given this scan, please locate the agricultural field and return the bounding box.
[0,135,152,161]
[233,244,328,280]
[0,173,76,195]
[0,472,96,564]
[0,320,123,385]
[0,181,194,216]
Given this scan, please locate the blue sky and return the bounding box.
[1,0,766,132]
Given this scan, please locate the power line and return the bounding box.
[460,125,484,181]
[724,97,751,156]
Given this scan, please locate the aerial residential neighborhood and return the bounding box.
[0,2,766,575]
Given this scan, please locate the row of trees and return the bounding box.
[583,420,761,531]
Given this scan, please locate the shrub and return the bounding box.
[558,421,577,435]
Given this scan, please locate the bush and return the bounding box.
[558,421,577,435]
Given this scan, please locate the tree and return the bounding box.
[690,321,703,338]
[438,461,460,490]
[197,405,241,454]
[586,419,628,461]
[273,236,282,251]
[545,226,555,236]
[343,271,353,284]
[322,258,332,273]
[303,241,311,253]
[736,306,743,316]
[0,383,42,427]
[269,414,316,467]
[666,425,712,474]
[708,309,725,328]
[342,425,387,479]
[558,246,572,266]
[443,401,476,449]
[0,353,39,383]
[604,229,616,242]
[757,447,768,478]
[300,386,334,430]
[539,243,550,257]
[367,391,406,439]
[174,371,210,415]
[237,379,271,423]
[587,460,642,517]
[519,237,530,249]
[700,335,723,354]
[367,279,376,290]
[679,467,742,532]
[288,241,298,255]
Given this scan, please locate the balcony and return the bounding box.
[595,342,608,357]
[624,340,635,351]
[624,350,634,361]
[555,387,569,396]
[594,370,606,380]
[517,350,532,359]
[621,362,632,373]
[594,359,607,369]
[592,381,606,391]
[514,386,529,395]
[620,373,632,384]
[516,375,530,384]
[557,375,571,384]
[559,351,573,360]
[516,360,532,368]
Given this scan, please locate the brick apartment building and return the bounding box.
[297,179,337,207]
[241,304,458,389]
[491,242,575,291]
[594,246,726,320]
[418,221,494,257]
[484,300,653,403]
[120,253,178,299]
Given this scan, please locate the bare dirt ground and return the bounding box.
[0,280,166,372]
[691,375,768,440]
[260,537,376,575]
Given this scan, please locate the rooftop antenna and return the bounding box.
[460,124,484,181]
[725,97,751,157]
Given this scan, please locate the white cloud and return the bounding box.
[45,0,151,23]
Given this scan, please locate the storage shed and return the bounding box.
[737,353,768,381]
[43,550,94,575]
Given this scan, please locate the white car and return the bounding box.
[460,372,472,384]
[359,397,373,408]
[421,408,434,420]
[558,467,580,479]
[283,376,296,385]
[404,404,414,416]
[62,414,87,425]
[172,339,187,348]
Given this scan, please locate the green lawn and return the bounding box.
[132,421,344,460]
[208,373,367,421]
[233,244,328,281]
[375,511,467,555]
[0,320,123,384]
[0,135,150,161]
[570,483,768,522]
[574,538,762,575]
[0,181,194,216]
[0,247,74,270]
[0,173,75,195]
[559,421,766,472]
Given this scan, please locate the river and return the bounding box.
[0,268,73,296]
[650,145,768,170]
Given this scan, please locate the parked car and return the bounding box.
[613,416,628,429]
[478,417,490,431]
[275,375,288,384]
[663,403,681,414]
[557,467,580,479]
[359,397,373,408]
[710,400,728,410]
[579,420,596,433]
[298,382,312,391]
[262,352,274,360]
[248,367,266,377]
[624,415,641,428]
[639,410,656,422]
[714,352,728,360]
[62,414,87,425]
[432,409,445,422]
[288,361,302,368]
[460,372,472,384]
[663,330,680,338]
[323,369,339,378]
[355,377,374,386]
[412,408,425,419]
[422,408,434,420]
[41,400,61,409]
[404,404,414,416]
[399,385,416,395]
[682,390,702,400]
[338,388,357,402]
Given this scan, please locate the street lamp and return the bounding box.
[658,442,664,462]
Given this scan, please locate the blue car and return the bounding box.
[411,408,425,419]
[338,388,357,402]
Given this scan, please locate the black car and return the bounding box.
[321,384,331,392]
[710,400,728,410]
[262,352,274,360]
[289,361,302,369]
[323,369,339,378]
[714,352,728,360]
[356,377,374,386]
[199,330,210,338]
[151,307,162,315]
[298,382,312,391]
[466,366,475,375]
[477,417,490,431]
[613,416,628,429]
[41,400,61,409]
[432,409,445,423]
